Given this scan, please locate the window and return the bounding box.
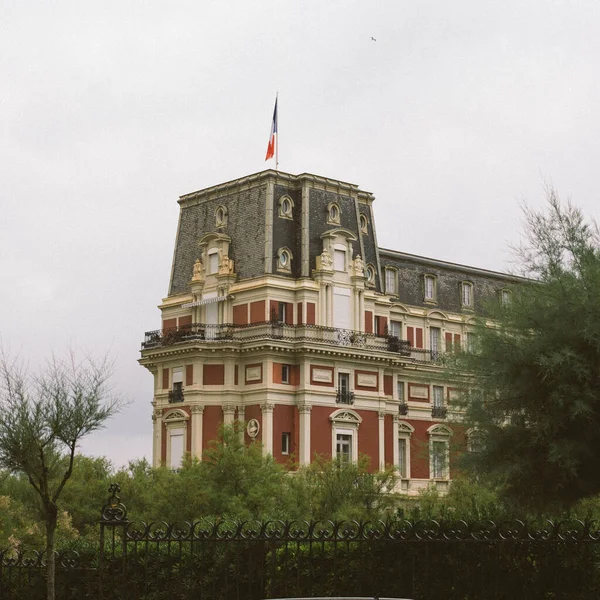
[169,368,184,403]
[430,327,441,359]
[365,265,375,285]
[397,380,405,402]
[500,288,512,307]
[337,372,353,404]
[398,438,407,478]
[461,282,473,307]
[334,249,346,271]
[281,364,290,384]
[278,195,294,218]
[431,441,447,479]
[428,424,452,480]
[277,247,292,272]
[163,409,189,470]
[432,385,444,408]
[169,429,185,469]
[467,429,484,453]
[208,250,219,274]
[336,433,352,463]
[281,432,291,455]
[389,320,401,338]
[465,331,475,353]
[215,205,228,227]
[275,301,287,323]
[385,268,397,295]
[359,213,368,233]
[424,275,436,301]
[327,202,341,225]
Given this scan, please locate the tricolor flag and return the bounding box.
[265,97,278,161]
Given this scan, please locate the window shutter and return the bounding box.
[297,302,303,325]
[365,311,373,333]
[162,368,169,390]
[454,333,461,349]
[186,365,193,386]
[306,302,316,325]
[445,332,453,351]
[285,302,294,325]
[377,316,388,337]
[407,326,414,347]
[416,328,424,349]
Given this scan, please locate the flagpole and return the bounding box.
[275,91,279,171]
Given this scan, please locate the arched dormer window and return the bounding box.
[365,264,376,286]
[359,213,368,233]
[424,274,437,302]
[327,202,341,225]
[215,205,228,228]
[461,281,474,308]
[278,195,294,219]
[276,247,293,273]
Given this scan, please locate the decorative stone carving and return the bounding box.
[191,404,205,414]
[222,403,236,415]
[192,258,204,281]
[317,248,333,271]
[353,254,364,276]
[219,256,234,274]
[260,402,275,413]
[247,419,260,438]
[298,404,312,414]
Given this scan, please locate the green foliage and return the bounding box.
[450,189,600,510]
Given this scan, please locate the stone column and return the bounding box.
[378,411,386,471]
[320,284,327,326]
[191,405,204,461]
[223,403,236,426]
[261,403,275,456]
[359,291,365,332]
[152,407,162,467]
[326,285,333,327]
[298,404,312,465]
[237,405,246,442]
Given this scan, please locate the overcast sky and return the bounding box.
[2,1,599,468]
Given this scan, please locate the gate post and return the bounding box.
[98,483,129,600]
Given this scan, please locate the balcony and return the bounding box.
[336,390,355,405]
[431,405,447,419]
[142,323,442,364]
[398,403,409,416]
[168,388,185,403]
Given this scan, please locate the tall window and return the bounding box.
[461,282,473,307]
[389,320,401,338]
[424,275,436,301]
[336,433,352,463]
[281,364,290,384]
[432,385,444,408]
[431,441,448,479]
[281,432,291,455]
[397,380,405,402]
[500,289,512,307]
[334,249,346,271]
[337,372,353,404]
[208,250,219,274]
[169,429,185,469]
[398,438,407,478]
[385,269,397,294]
[430,327,441,358]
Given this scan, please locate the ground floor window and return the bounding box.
[336,433,353,463]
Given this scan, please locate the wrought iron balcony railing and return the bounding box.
[168,388,184,403]
[142,322,443,364]
[398,403,409,415]
[336,389,355,405]
[431,405,448,419]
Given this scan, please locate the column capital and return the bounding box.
[222,403,236,415]
[298,403,312,414]
[260,402,275,413]
[378,411,387,419]
[191,404,205,414]
[153,409,162,421]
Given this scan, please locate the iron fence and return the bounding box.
[3,484,600,599]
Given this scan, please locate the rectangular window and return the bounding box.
[462,283,473,307]
[397,380,405,402]
[277,302,287,323]
[385,269,396,294]
[336,433,352,463]
[398,438,407,478]
[389,320,401,338]
[431,441,447,478]
[334,249,346,271]
[430,327,441,358]
[208,251,219,274]
[281,432,291,455]
[169,429,185,470]
[337,372,352,404]
[424,276,435,301]
[432,385,444,408]
[281,364,290,384]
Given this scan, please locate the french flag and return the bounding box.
[265,97,278,161]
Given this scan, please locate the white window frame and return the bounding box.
[389,320,401,338]
[359,213,368,233]
[208,249,220,275]
[278,195,294,219]
[281,364,290,384]
[163,409,190,470]
[500,288,512,307]
[432,385,444,408]
[330,409,362,463]
[428,424,453,480]
[385,268,397,295]
[397,379,405,402]
[281,432,291,455]
[467,428,484,453]
[430,326,441,358]
[215,205,228,227]
[333,247,346,272]
[327,202,341,225]
[424,275,436,302]
[461,282,474,308]
[396,420,414,479]
[276,247,293,273]
[365,265,375,286]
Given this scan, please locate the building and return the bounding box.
[139,169,515,494]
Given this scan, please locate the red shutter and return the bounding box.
[162,368,169,390]
[297,302,303,325]
[377,316,388,337]
[285,302,294,325]
[365,311,373,334]
[269,300,278,321]
[178,315,192,332]
[445,332,453,352]
[306,303,316,325]
[232,304,249,325]
[384,375,393,396]
[162,318,176,331]
[407,326,414,347]
[185,365,193,386]
[454,333,461,350]
[416,328,423,349]
[234,365,239,385]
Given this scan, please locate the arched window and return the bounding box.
[428,424,453,480]
[330,409,362,463]
[163,409,190,470]
[461,281,474,308]
[397,420,414,479]
[365,264,375,286]
[424,274,437,302]
[278,195,294,219]
[276,247,293,273]
[215,205,228,227]
[359,213,368,233]
[327,202,341,225]
[385,268,397,295]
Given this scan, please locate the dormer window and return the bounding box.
[461,282,474,308]
[215,205,228,227]
[333,247,346,271]
[424,275,437,302]
[366,265,375,286]
[208,249,219,274]
[278,195,294,219]
[359,213,368,233]
[327,202,341,225]
[385,268,397,295]
[276,247,292,273]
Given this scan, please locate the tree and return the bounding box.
[0,351,122,600]
[453,188,600,511]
